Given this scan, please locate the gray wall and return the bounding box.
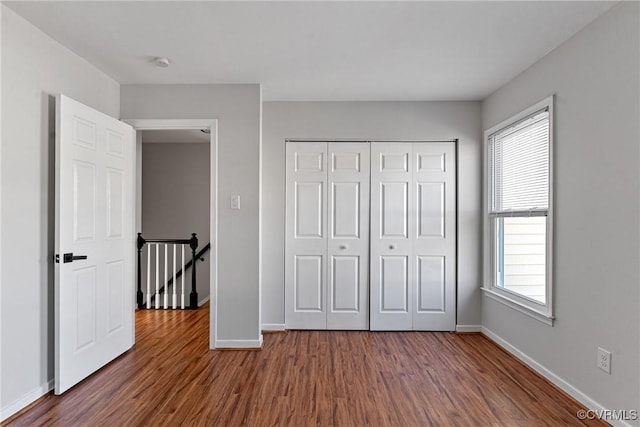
[481,2,639,417]
[121,84,262,344]
[142,143,211,303]
[262,101,482,328]
[1,5,120,416]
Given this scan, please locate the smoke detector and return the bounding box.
[154,57,171,68]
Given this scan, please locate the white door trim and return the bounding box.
[123,118,219,350]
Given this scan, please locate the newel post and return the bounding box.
[189,233,199,309]
[136,233,145,309]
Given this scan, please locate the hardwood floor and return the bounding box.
[6,305,604,426]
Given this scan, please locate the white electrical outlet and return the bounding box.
[597,347,611,374]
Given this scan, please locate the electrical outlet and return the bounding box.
[597,347,611,374]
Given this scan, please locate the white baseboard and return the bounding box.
[0,379,54,422]
[198,296,210,307]
[215,336,263,349]
[261,323,285,332]
[481,327,634,427]
[456,324,482,333]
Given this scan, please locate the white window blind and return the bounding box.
[489,109,549,213]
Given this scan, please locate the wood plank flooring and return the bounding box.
[6,305,605,426]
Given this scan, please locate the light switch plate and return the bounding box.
[231,195,241,210]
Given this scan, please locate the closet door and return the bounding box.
[370,143,414,330]
[412,143,456,331]
[370,142,456,331]
[285,142,328,329]
[286,142,370,330]
[327,143,370,330]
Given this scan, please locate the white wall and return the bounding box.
[481,2,639,420]
[262,101,482,329]
[141,142,211,303]
[0,5,120,419]
[120,84,262,345]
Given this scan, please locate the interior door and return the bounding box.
[370,143,414,330]
[370,142,456,331]
[285,142,328,329]
[412,143,456,330]
[55,95,135,394]
[327,143,370,329]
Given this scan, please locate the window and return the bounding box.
[483,96,554,325]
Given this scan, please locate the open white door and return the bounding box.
[55,95,135,394]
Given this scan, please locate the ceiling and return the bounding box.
[141,129,210,144]
[5,1,615,101]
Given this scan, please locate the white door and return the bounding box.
[285,142,327,329]
[412,143,456,330]
[370,143,414,330]
[285,142,370,329]
[370,142,456,331]
[327,143,370,330]
[55,95,135,394]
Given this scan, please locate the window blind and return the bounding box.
[490,109,549,212]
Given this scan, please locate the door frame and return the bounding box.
[124,119,219,349]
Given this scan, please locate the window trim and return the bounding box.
[482,95,554,325]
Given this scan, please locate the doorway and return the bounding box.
[125,119,219,349]
[140,129,211,309]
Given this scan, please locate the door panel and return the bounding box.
[330,256,360,312]
[74,266,97,350]
[331,182,360,238]
[370,143,413,330]
[417,182,445,238]
[106,168,124,239]
[380,256,408,312]
[285,142,327,329]
[380,182,408,238]
[295,182,324,238]
[106,260,125,335]
[294,255,324,311]
[417,256,445,312]
[56,94,135,394]
[72,161,96,241]
[327,143,369,330]
[412,143,456,331]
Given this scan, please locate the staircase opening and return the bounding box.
[139,129,212,310]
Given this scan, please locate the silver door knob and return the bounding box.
[339,244,348,250]
[389,244,396,250]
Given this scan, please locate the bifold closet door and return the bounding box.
[327,143,370,330]
[370,142,456,331]
[285,142,370,330]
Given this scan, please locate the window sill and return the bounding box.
[481,287,554,326]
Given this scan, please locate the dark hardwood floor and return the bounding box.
[6,305,604,426]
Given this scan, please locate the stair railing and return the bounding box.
[136,233,200,309]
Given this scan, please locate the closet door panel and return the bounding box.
[285,142,328,329]
[327,143,370,330]
[370,143,413,331]
[412,143,456,331]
